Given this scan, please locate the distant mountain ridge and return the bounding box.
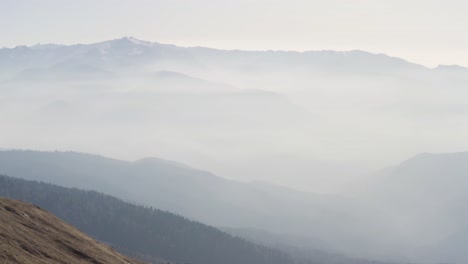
[4,36,465,72]
[434,64,468,72]
[0,36,437,69]
[1,36,449,81]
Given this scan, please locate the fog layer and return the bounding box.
[2,38,468,193]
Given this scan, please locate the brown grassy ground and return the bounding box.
[0,197,146,264]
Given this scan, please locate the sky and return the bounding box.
[1,0,467,67]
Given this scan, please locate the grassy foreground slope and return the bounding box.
[0,197,144,264]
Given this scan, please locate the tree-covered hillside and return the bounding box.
[0,174,294,264]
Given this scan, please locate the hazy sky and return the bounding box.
[1,0,467,67]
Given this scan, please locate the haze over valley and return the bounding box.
[2,37,468,193]
[1,1,468,263]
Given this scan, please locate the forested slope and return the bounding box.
[0,174,295,264]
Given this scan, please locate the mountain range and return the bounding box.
[3,37,466,76]
[5,37,468,193]
[2,37,468,263]
[2,149,468,262]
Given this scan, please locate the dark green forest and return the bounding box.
[0,174,294,264]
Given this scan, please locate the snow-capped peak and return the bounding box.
[121,36,155,47]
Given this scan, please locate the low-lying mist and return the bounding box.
[2,37,468,263]
[2,37,468,193]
